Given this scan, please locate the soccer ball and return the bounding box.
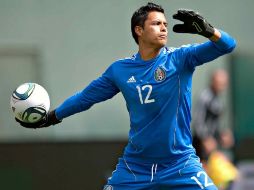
[10,83,50,123]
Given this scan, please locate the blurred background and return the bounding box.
[0,0,253,189]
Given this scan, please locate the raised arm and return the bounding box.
[172,9,236,68]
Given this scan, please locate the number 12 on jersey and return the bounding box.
[136,85,155,104]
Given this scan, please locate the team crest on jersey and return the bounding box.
[103,185,113,190]
[154,66,166,82]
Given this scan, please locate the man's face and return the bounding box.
[137,11,168,48]
[212,70,228,94]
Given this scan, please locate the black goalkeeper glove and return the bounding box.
[15,110,61,129]
[172,9,215,38]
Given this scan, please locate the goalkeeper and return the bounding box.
[16,2,236,190]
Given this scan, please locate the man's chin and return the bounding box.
[158,40,167,47]
[157,42,167,48]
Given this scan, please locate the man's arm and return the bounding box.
[55,73,120,120]
[172,9,236,49]
[173,30,236,71]
[190,30,236,66]
[172,9,236,68]
[16,66,120,128]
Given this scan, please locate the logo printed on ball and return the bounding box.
[12,83,35,100]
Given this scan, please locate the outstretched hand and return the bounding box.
[172,9,215,38]
[15,110,61,129]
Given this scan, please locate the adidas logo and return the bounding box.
[127,76,136,83]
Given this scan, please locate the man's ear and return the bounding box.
[135,26,143,38]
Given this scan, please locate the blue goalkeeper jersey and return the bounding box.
[55,30,236,163]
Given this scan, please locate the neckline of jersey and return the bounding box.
[135,47,165,65]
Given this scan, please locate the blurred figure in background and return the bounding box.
[192,69,237,189]
[192,69,234,161]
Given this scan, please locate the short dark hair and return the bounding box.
[131,2,164,44]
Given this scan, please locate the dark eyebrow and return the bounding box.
[152,20,167,23]
[151,20,168,26]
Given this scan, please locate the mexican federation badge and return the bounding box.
[154,66,166,82]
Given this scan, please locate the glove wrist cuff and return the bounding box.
[203,27,215,38]
[48,110,62,125]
